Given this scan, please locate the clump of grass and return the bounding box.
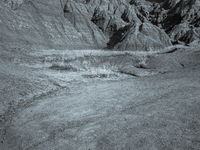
[83,66,119,78]
[49,62,78,71]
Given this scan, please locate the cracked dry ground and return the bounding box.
[1,51,200,150]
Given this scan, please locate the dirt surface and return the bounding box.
[1,48,200,149]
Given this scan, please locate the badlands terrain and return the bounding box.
[1,0,200,149]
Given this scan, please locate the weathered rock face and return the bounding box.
[146,0,200,45]
[90,0,172,51]
[107,21,172,51]
[1,0,200,51]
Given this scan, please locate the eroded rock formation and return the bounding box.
[147,0,200,45]
[1,0,200,50]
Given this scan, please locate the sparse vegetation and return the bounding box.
[83,66,119,78]
[50,62,78,71]
[43,50,153,78]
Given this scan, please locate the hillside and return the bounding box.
[1,0,199,51]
